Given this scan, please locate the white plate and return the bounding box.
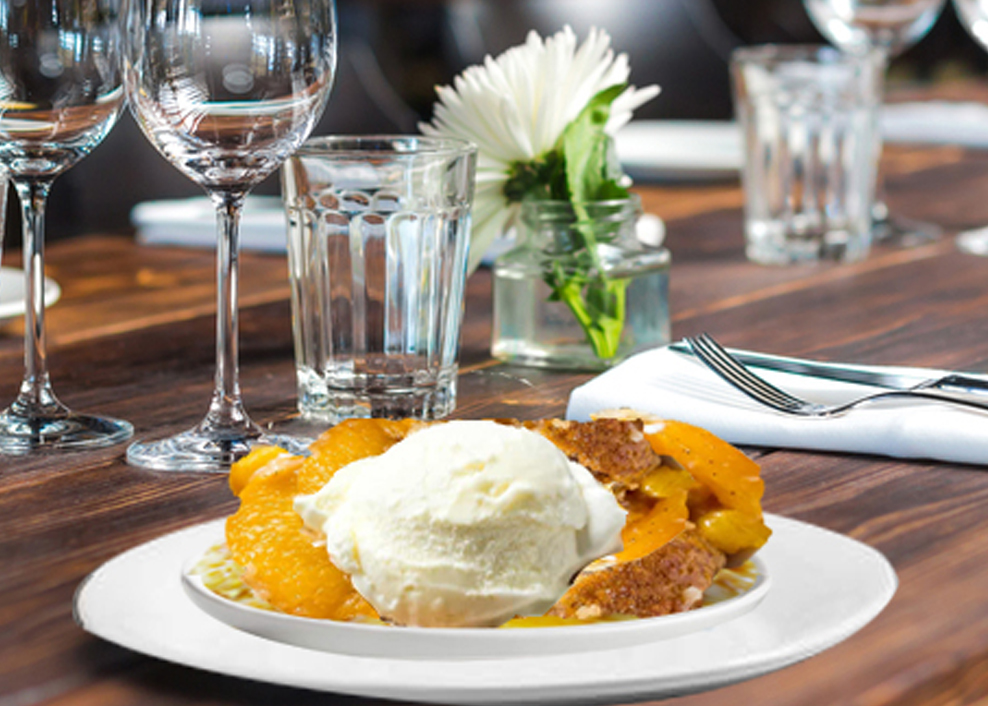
[131,196,286,252]
[0,266,61,323]
[615,121,742,182]
[614,108,983,183]
[74,514,896,705]
[881,101,988,149]
[180,539,770,660]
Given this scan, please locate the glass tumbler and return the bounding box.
[282,136,477,423]
[731,45,881,265]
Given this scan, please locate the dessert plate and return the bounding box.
[0,267,61,323]
[74,514,896,705]
[180,541,770,660]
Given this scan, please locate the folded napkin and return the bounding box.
[566,346,988,466]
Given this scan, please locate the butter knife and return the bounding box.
[668,341,988,394]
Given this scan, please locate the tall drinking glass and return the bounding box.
[804,0,946,246]
[0,0,133,453]
[125,0,337,471]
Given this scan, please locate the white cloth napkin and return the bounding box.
[566,346,988,465]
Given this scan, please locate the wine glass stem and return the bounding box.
[201,192,257,438]
[871,49,891,217]
[12,179,62,414]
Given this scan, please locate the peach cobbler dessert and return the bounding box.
[211,411,771,628]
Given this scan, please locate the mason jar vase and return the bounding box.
[492,196,670,371]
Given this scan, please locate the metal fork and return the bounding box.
[685,333,988,417]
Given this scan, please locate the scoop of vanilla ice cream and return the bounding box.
[294,421,626,628]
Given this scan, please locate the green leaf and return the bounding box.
[502,151,567,203]
[561,84,630,205]
[544,83,632,360]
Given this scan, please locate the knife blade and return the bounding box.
[668,341,988,394]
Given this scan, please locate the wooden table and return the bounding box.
[7,125,988,706]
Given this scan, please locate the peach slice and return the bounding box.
[614,491,690,564]
[642,419,765,517]
[225,419,421,620]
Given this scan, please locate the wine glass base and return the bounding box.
[126,427,311,473]
[872,213,942,248]
[956,227,988,256]
[0,408,133,454]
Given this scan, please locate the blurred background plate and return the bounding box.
[616,120,742,182]
[881,100,988,148]
[0,267,61,324]
[615,104,988,184]
[131,196,287,252]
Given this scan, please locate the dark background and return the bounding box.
[8,0,987,250]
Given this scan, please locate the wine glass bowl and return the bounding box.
[129,9,334,192]
[124,0,337,471]
[805,0,946,56]
[954,0,988,37]
[0,0,133,453]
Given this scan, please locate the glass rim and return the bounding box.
[731,44,866,67]
[296,135,477,159]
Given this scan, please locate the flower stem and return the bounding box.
[546,261,628,360]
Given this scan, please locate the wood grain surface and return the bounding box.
[7,94,988,706]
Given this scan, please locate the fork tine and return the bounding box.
[692,334,807,408]
[692,334,806,407]
[687,334,806,410]
[689,340,801,411]
[683,334,988,418]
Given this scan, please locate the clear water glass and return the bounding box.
[282,136,476,423]
[125,0,337,471]
[0,0,132,453]
[732,46,880,265]
[803,0,947,247]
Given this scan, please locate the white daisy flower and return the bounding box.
[421,26,660,273]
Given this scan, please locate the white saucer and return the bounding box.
[74,514,896,704]
[0,266,61,323]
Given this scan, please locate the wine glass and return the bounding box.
[0,0,133,453]
[125,0,337,471]
[804,0,947,246]
[951,0,988,254]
